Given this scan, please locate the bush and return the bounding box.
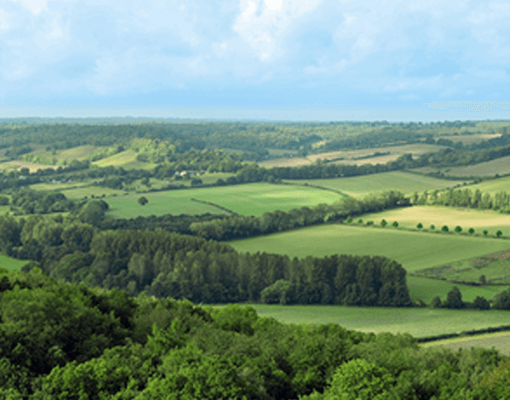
[454,226,462,233]
[392,221,398,228]
[483,230,488,236]
[473,296,490,310]
[416,223,423,229]
[497,230,503,238]
[479,275,486,285]
[430,224,435,230]
[357,219,363,224]
[380,219,387,227]
[445,286,464,309]
[138,197,148,206]
[441,225,449,232]
[346,217,353,223]
[431,296,442,308]
[0,196,9,206]
[191,178,203,187]
[468,228,475,235]
[366,221,374,226]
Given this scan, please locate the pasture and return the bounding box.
[0,160,58,173]
[435,133,501,145]
[358,205,510,237]
[227,224,510,302]
[25,145,105,164]
[283,171,462,198]
[208,303,510,341]
[413,155,510,178]
[421,331,510,356]
[0,253,29,272]
[105,183,341,218]
[465,176,510,196]
[92,149,157,170]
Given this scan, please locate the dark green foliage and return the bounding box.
[491,288,510,310]
[261,280,295,305]
[441,225,449,232]
[431,296,442,308]
[473,296,490,310]
[416,222,423,229]
[454,226,462,233]
[430,224,435,230]
[484,230,489,236]
[138,196,148,206]
[392,221,398,228]
[445,286,464,309]
[191,178,203,186]
[469,227,475,234]
[479,275,487,285]
[497,230,503,237]
[0,196,9,205]
[380,219,387,227]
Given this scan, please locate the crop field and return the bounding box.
[358,205,510,236]
[208,303,510,341]
[283,171,462,198]
[92,149,157,170]
[258,157,311,167]
[435,133,501,145]
[26,145,106,164]
[421,331,510,355]
[54,186,127,199]
[0,253,29,272]
[413,155,510,178]
[105,183,341,218]
[0,160,59,173]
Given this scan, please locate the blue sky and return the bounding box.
[2,0,510,121]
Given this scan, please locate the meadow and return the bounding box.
[91,149,157,170]
[465,176,510,196]
[283,171,462,198]
[0,253,29,272]
[208,303,510,341]
[358,205,510,236]
[413,155,510,178]
[104,182,341,218]
[420,331,510,355]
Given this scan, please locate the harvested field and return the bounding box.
[413,155,510,178]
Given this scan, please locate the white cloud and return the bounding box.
[8,0,48,15]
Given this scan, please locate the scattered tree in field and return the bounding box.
[191,178,203,186]
[497,230,503,238]
[380,219,387,227]
[138,197,148,206]
[392,221,398,228]
[430,224,435,230]
[492,288,510,310]
[416,223,423,229]
[441,225,449,232]
[468,228,475,235]
[445,286,464,309]
[366,221,374,226]
[484,230,489,236]
[431,296,442,308]
[454,226,462,233]
[479,275,486,285]
[346,217,353,223]
[358,219,363,224]
[473,296,490,310]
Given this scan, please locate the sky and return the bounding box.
[1,0,510,122]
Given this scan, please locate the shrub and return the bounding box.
[0,196,9,206]
[445,286,464,309]
[441,225,449,232]
[430,224,435,230]
[454,226,462,233]
[138,197,148,206]
[392,221,399,228]
[431,296,442,308]
[416,223,423,229]
[473,296,490,310]
[380,219,387,227]
[468,228,475,235]
[483,230,489,236]
[366,221,374,226]
[357,219,363,224]
[479,275,486,285]
[497,230,503,238]
[346,217,353,223]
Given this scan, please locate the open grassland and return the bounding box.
[53,186,126,199]
[26,145,105,163]
[105,183,341,218]
[421,331,510,355]
[358,205,510,236]
[227,224,510,301]
[0,253,29,272]
[413,155,510,178]
[258,157,311,167]
[283,171,462,198]
[435,133,501,145]
[0,160,58,173]
[465,176,510,196]
[209,303,510,341]
[92,149,157,170]
[29,181,91,192]
[105,191,229,218]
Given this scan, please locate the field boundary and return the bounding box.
[279,181,350,197]
[417,324,510,343]
[190,198,239,215]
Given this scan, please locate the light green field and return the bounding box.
[0,253,29,272]
[413,155,510,178]
[358,205,510,236]
[421,331,510,355]
[105,191,228,218]
[227,224,510,301]
[466,176,510,196]
[283,171,462,198]
[29,181,91,192]
[26,145,105,164]
[104,183,341,218]
[209,303,510,340]
[54,186,127,199]
[92,149,157,170]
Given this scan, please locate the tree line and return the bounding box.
[0,266,508,398]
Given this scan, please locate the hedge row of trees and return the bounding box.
[189,190,411,241]
[1,267,508,398]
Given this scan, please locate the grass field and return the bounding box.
[465,176,510,196]
[0,160,58,173]
[0,253,29,272]
[258,157,311,167]
[25,145,106,164]
[227,223,510,302]
[358,205,510,236]
[92,149,157,170]
[208,303,510,341]
[105,183,341,218]
[421,331,510,355]
[413,155,510,178]
[105,191,229,218]
[283,171,462,198]
[435,133,501,145]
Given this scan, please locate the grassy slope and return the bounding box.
[466,176,510,195]
[104,183,342,218]
[0,253,29,272]
[413,155,510,177]
[421,331,510,356]
[283,171,461,198]
[209,303,510,340]
[92,149,157,170]
[359,205,510,235]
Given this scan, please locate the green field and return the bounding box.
[421,331,510,355]
[227,223,510,302]
[105,183,341,218]
[92,149,157,170]
[0,253,29,272]
[283,171,462,198]
[466,176,510,196]
[208,303,510,340]
[413,155,510,178]
[358,205,510,236]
